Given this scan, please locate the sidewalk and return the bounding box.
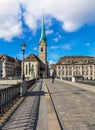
[56,79,95,93]
[1,81,42,130]
[1,79,61,130]
[45,79,95,130]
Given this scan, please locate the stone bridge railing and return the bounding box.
[0,79,36,116]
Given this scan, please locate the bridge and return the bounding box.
[0,79,95,130]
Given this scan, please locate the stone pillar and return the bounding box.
[20,81,27,96]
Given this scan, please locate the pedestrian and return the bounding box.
[52,69,56,83]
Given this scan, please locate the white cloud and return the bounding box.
[50,44,71,50]
[53,33,62,42]
[49,60,56,64]
[85,42,90,46]
[33,47,38,51]
[1,0,95,41]
[20,0,95,32]
[46,30,54,35]
[61,44,71,50]
[53,38,59,42]
[0,0,22,41]
[50,45,60,49]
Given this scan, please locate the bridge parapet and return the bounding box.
[0,83,20,116]
[0,79,36,117]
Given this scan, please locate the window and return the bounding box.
[41,47,43,52]
[32,64,34,69]
[86,70,88,75]
[69,71,72,75]
[90,66,92,69]
[82,66,84,69]
[26,64,27,75]
[66,66,68,69]
[62,71,64,75]
[29,63,31,73]
[66,71,68,75]
[76,66,78,69]
[82,71,84,75]
[90,70,93,75]
[58,71,60,75]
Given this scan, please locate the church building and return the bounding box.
[24,16,48,79]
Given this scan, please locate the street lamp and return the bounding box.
[21,42,26,81]
[36,64,38,82]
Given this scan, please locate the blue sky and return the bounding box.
[0,0,95,64]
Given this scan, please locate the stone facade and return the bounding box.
[0,54,21,79]
[39,40,47,64]
[56,56,95,80]
[24,54,40,79]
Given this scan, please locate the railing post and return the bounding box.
[20,81,27,96]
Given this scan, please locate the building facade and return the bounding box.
[56,56,95,80]
[24,54,40,79]
[49,64,56,77]
[0,54,21,79]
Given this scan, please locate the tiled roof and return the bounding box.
[24,54,40,62]
[0,54,21,63]
[57,56,95,65]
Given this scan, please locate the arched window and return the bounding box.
[41,47,43,52]
[26,64,27,75]
[29,63,31,74]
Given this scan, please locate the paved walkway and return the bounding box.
[46,79,95,130]
[1,81,42,130]
[1,79,61,130]
[1,79,95,130]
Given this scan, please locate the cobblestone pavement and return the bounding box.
[1,80,43,130]
[45,79,95,130]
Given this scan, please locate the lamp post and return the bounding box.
[21,42,26,81]
[36,64,38,82]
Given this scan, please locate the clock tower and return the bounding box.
[39,15,48,77]
[39,16,47,64]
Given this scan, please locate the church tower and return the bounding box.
[39,15,47,64]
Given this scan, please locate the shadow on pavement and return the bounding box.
[1,88,45,130]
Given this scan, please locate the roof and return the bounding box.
[60,56,94,59]
[24,54,40,62]
[57,56,95,65]
[39,15,47,44]
[0,54,21,63]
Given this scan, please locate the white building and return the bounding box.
[56,56,95,80]
[0,54,21,79]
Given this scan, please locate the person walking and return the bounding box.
[52,69,56,83]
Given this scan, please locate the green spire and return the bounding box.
[40,14,47,43]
